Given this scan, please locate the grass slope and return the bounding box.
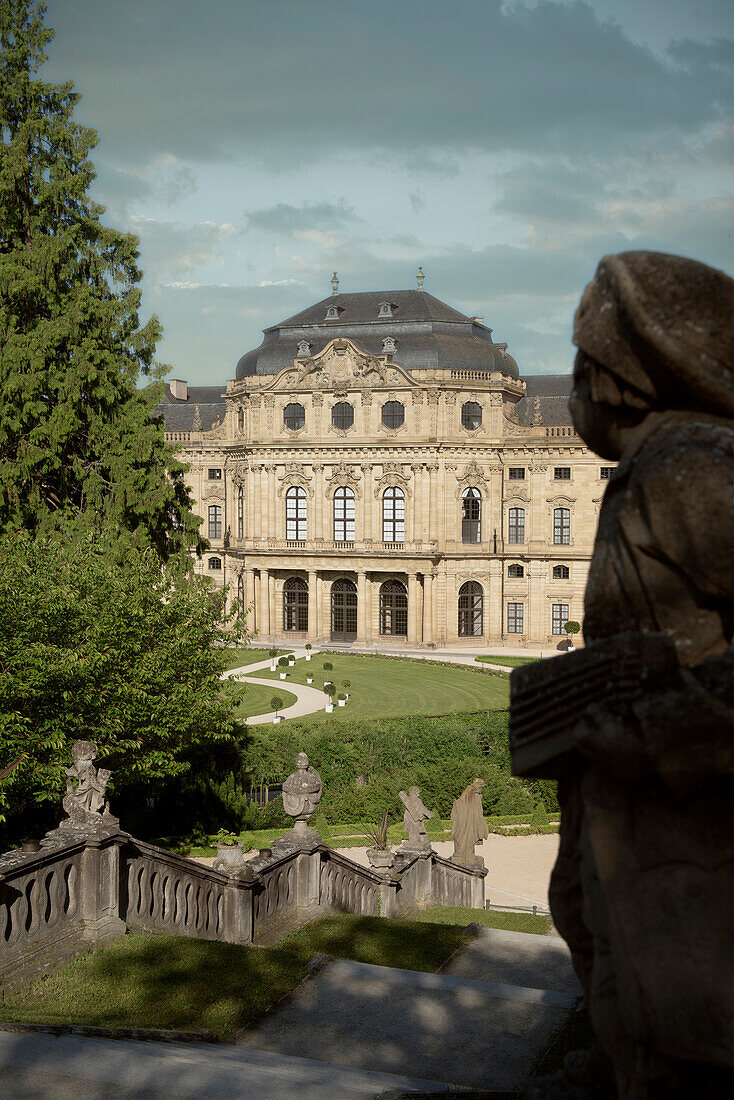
[476,654,539,667]
[254,653,508,722]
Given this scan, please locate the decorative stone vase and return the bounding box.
[213,842,245,873]
[279,672,287,679]
[366,847,394,869]
[325,703,334,713]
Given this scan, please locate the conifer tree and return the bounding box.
[0,0,201,559]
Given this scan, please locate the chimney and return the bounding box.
[471,316,484,326]
[169,378,188,401]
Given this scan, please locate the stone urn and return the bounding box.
[272,752,324,853]
[366,847,394,870]
[213,842,245,873]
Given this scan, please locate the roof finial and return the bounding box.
[416,265,425,290]
[331,271,339,295]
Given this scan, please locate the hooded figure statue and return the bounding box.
[524,252,733,1100]
[450,779,489,868]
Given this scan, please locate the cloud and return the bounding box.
[44,0,733,167]
[409,190,426,213]
[130,217,235,279]
[245,200,357,236]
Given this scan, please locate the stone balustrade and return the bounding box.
[0,830,486,986]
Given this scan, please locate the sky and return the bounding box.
[42,0,733,384]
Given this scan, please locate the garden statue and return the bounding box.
[273,752,323,851]
[450,779,488,868]
[512,252,734,1100]
[398,786,434,852]
[59,740,118,830]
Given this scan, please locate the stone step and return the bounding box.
[237,956,580,1091]
[442,926,583,997]
[0,1031,457,1099]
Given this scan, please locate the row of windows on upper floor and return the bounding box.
[207,556,573,583]
[230,400,485,433]
[207,464,616,481]
[207,486,577,546]
[222,575,575,639]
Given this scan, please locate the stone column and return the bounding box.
[245,568,256,633]
[224,875,254,945]
[269,571,277,636]
[80,837,125,945]
[313,463,324,543]
[320,573,330,640]
[364,574,373,643]
[413,462,424,544]
[528,558,547,643]
[357,571,367,644]
[308,570,319,640]
[267,465,276,542]
[407,572,419,645]
[423,572,434,644]
[487,558,503,642]
[259,568,270,640]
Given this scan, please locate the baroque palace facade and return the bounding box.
[158,278,610,648]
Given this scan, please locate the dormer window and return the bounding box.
[377,301,393,318]
[325,305,340,320]
[382,336,397,355]
[296,340,312,357]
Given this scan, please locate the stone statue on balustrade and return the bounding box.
[57,740,119,832]
[397,786,434,854]
[450,779,488,868]
[512,252,734,1100]
[272,752,323,853]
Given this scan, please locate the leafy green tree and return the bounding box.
[0,531,248,834]
[0,0,200,558]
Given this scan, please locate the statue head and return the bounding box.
[70,740,96,767]
[571,251,734,458]
[295,752,309,770]
[408,785,420,798]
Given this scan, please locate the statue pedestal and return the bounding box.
[271,820,322,856]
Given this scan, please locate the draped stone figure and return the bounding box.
[514,252,734,1100]
[398,786,434,851]
[450,779,489,868]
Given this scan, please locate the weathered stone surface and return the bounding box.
[397,786,434,854]
[57,740,119,833]
[513,251,734,1099]
[450,778,489,868]
[273,752,323,852]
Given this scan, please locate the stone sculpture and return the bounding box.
[273,752,323,852]
[59,740,118,830]
[513,252,734,1100]
[398,786,434,852]
[450,779,488,868]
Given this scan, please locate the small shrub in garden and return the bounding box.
[278,656,288,668]
[270,696,284,715]
[323,661,333,672]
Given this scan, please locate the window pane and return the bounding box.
[332,402,354,429]
[508,507,525,543]
[600,467,614,479]
[207,468,222,480]
[552,603,570,634]
[461,401,482,430]
[286,487,307,540]
[507,603,524,633]
[458,581,483,636]
[508,468,525,480]
[553,508,570,545]
[554,467,571,480]
[284,403,305,430]
[208,505,222,539]
[381,401,405,429]
[553,565,570,579]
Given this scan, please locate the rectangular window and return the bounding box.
[507,603,524,634]
[553,507,570,545]
[207,468,222,480]
[554,467,571,480]
[508,507,525,544]
[600,467,614,479]
[552,603,570,635]
[508,468,525,480]
[208,505,222,540]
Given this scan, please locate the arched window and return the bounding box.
[331,578,357,640]
[208,556,222,571]
[461,401,482,430]
[380,580,408,636]
[333,486,355,542]
[458,581,483,637]
[381,401,404,429]
[237,406,244,431]
[508,507,525,544]
[284,402,305,430]
[286,486,307,541]
[461,487,481,543]
[553,507,570,545]
[237,486,244,539]
[237,573,245,613]
[332,401,354,430]
[553,564,570,580]
[382,486,405,543]
[508,564,524,578]
[283,577,308,632]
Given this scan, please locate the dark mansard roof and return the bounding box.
[235,289,521,380]
[513,374,575,426]
[153,384,226,431]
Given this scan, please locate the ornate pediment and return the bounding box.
[267,338,416,392]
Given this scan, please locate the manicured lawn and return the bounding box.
[476,654,539,667]
[3,917,469,1041]
[254,653,508,722]
[222,647,282,670]
[417,905,552,935]
[225,680,297,720]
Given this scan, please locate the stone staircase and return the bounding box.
[0,928,582,1098]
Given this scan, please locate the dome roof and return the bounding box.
[235,289,520,380]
